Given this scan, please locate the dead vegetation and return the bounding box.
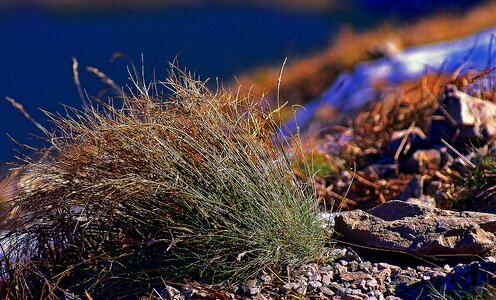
[296,66,496,212]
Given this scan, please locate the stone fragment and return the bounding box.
[403,149,441,173]
[241,279,261,296]
[358,279,368,291]
[259,274,271,285]
[360,261,372,272]
[367,278,378,288]
[376,263,401,273]
[428,85,496,145]
[252,294,268,300]
[335,263,348,275]
[333,200,496,257]
[344,248,363,262]
[404,195,436,208]
[336,287,368,300]
[322,274,333,285]
[321,286,335,296]
[309,280,322,289]
[376,269,391,282]
[340,271,373,282]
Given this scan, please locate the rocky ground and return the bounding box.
[154,247,496,299]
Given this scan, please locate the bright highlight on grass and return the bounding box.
[1,66,332,298]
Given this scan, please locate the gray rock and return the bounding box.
[251,294,269,300]
[348,261,360,272]
[340,271,373,282]
[321,286,335,296]
[434,145,454,166]
[344,248,363,263]
[360,261,372,272]
[334,200,496,256]
[399,175,423,201]
[428,85,496,145]
[335,263,349,275]
[404,195,436,208]
[322,273,333,285]
[403,149,441,173]
[259,274,271,285]
[309,280,323,289]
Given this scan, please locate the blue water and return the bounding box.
[0,6,350,162]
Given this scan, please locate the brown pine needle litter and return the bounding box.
[0,66,333,299]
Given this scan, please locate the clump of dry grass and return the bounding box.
[0,67,331,299]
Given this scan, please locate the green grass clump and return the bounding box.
[0,68,331,298]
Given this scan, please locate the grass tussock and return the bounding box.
[0,68,331,299]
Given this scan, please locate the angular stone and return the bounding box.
[322,274,333,285]
[428,85,496,145]
[376,263,401,273]
[252,294,269,300]
[340,271,373,282]
[375,269,391,282]
[321,286,335,296]
[334,200,496,257]
[403,149,442,173]
[404,195,436,208]
[240,279,260,296]
[309,280,323,289]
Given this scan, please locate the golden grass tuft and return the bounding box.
[0,67,331,299]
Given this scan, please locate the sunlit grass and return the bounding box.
[0,67,332,299]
